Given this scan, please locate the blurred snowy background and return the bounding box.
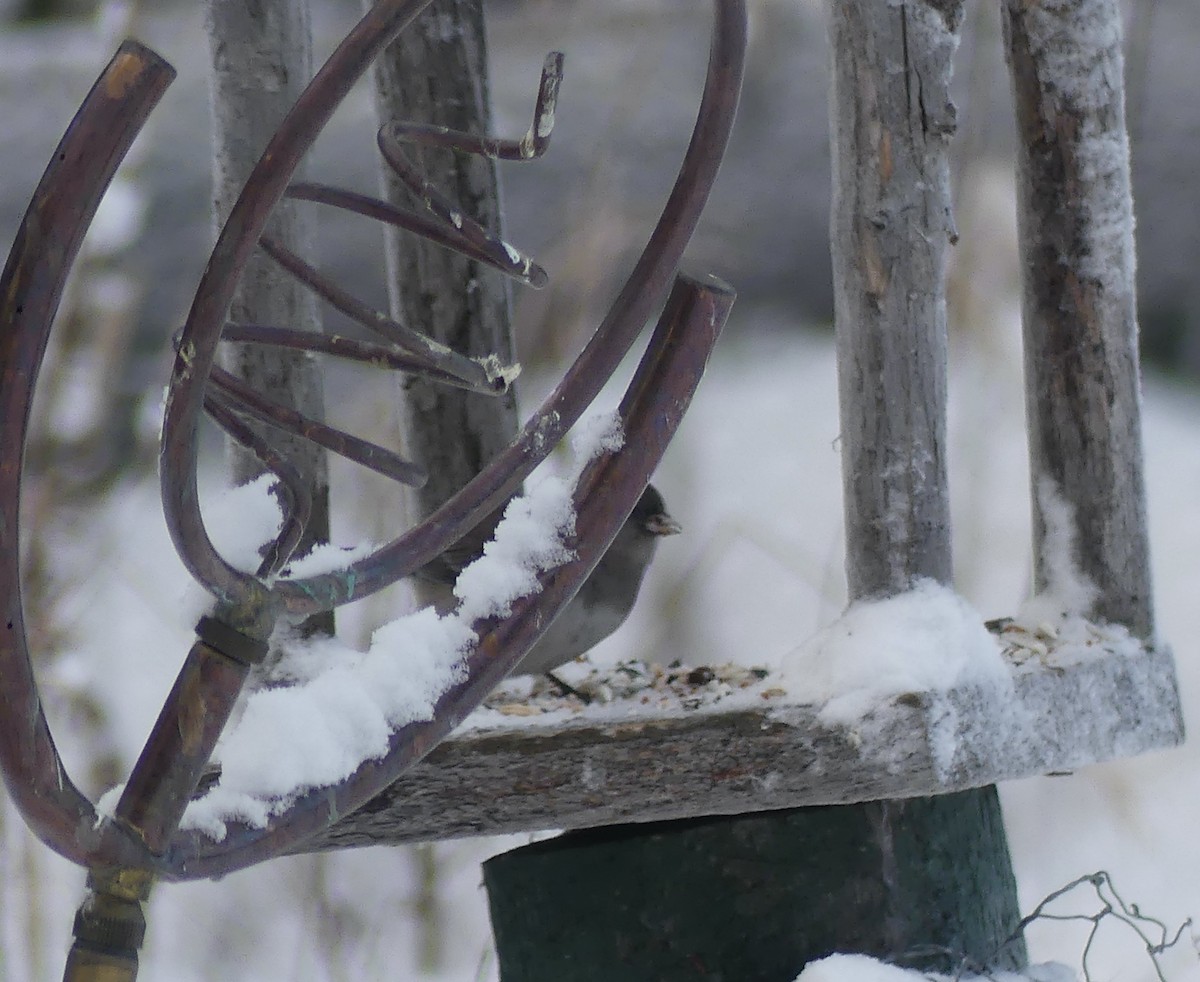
[2,0,1200,979]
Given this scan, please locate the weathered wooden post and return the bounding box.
[366,0,521,537]
[1003,0,1153,638]
[365,0,520,965]
[206,0,331,564]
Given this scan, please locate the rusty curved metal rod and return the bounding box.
[375,135,546,287]
[160,0,447,610]
[383,50,563,162]
[160,272,735,881]
[286,50,561,284]
[256,235,508,388]
[221,322,505,394]
[161,0,746,617]
[207,365,429,487]
[0,41,174,871]
[285,182,547,287]
[364,49,563,284]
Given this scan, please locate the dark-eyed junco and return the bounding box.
[416,485,681,676]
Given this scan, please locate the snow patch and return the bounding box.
[180,475,286,624]
[204,474,285,575]
[794,954,1077,982]
[1021,477,1098,627]
[282,540,377,579]
[180,413,625,839]
[780,579,1010,726]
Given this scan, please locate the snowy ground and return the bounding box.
[4,291,1200,980]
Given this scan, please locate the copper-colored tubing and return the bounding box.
[0,41,175,870]
[207,365,429,487]
[112,639,256,857]
[256,234,501,385]
[161,272,735,881]
[221,321,505,393]
[161,0,747,619]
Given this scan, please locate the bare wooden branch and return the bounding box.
[366,0,520,532]
[298,637,1182,850]
[205,0,331,562]
[1003,0,1153,638]
[827,0,964,600]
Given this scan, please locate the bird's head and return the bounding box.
[630,484,682,539]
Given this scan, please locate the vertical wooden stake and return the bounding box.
[483,0,1025,978]
[817,0,1024,971]
[1003,0,1153,638]
[828,0,959,599]
[366,0,520,536]
[205,0,332,574]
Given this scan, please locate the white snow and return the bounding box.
[450,486,574,624]
[794,955,1078,982]
[180,413,625,839]
[779,579,1010,726]
[796,954,923,982]
[181,606,474,838]
[281,540,378,578]
[995,477,1149,671]
[178,474,287,625]
[202,473,285,574]
[1018,477,1098,629]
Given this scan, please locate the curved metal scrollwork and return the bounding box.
[0,0,746,904]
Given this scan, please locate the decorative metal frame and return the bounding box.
[0,0,745,928]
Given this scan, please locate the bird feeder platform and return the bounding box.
[303,624,1182,850]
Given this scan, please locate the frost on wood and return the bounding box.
[826,0,964,599]
[1019,477,1098,628]
[177,414,624,839]
[1007,0,1134,286]
[302,584,1182,849]
[1003,0,1152,637]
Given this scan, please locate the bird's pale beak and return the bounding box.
[644,511,682,537]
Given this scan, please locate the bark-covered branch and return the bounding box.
[366,0,520,533]
[827,0,964,600]
[1003,0,1153,637]
[206,0,331,563]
